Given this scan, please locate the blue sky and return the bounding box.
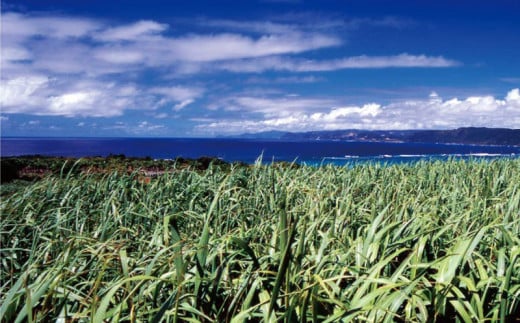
[1,0,519,137]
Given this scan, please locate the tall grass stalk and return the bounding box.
[1,159,519,321]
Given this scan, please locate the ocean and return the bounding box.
[1,137,519,165]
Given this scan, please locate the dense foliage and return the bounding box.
[0,155,230,184]
[1,159,519,322]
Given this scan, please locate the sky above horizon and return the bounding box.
[1,0,519,137]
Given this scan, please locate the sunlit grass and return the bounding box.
[1,159,519,322]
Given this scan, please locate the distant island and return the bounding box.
[234,127,520,146]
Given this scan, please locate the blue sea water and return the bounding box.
[1,137,519,165]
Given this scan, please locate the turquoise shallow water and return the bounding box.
[1,137,518,165]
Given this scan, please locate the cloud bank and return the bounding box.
[196,89,520,134]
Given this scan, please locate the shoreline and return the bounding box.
[2,154,519,184]
[2,136,520,148]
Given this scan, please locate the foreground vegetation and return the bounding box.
[1,159,519,322]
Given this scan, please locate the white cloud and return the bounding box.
[3,40,126,77]
[215,54,459,73]
[1,12,100,39]
[0,75,204,118]
[0,75,49,107]
[49,91,100,115]
[313,104,382,120]
[211,96,335,116]
[149,86,203,111]
[93,49,145,64]
[304,54,458,69]
[154,113,169,119]
[173,99,195,111]
[105,121,166,135]
[163,33,340,62]
[0,77,147,117]
[247,75,324,84]
[87,31,339,71]
[506,88,520,101]
[137,121,165,131]
[149,86,203,101]
[1,46,32,61]
[94,20,168,41]
[195,89,520,134]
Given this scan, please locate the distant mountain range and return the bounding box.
[233,127,520,146]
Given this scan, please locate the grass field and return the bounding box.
[1,159,519,322]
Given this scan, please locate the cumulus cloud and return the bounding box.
[1,76,144,117]
[0,75,50,107]
[0,76,203,117]
[195,89,520,134]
